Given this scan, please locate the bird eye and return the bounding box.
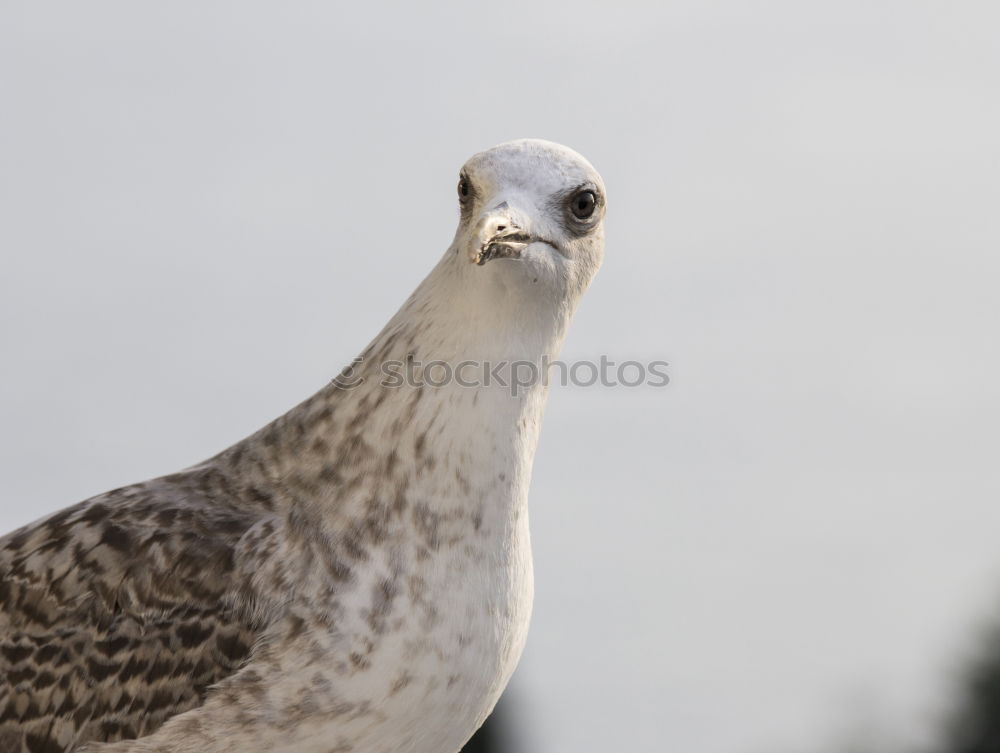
[458,177,471,201]
[569,190,597,220]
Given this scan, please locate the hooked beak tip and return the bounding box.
[470,231,534,265]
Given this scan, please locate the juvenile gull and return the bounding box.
[0,139,606,753]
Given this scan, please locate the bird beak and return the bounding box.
[469,207,534,265]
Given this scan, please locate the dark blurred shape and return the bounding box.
[459,698,510,753]
[460,715,501,753]
[935,620,1000,753]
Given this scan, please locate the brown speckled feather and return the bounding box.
[0,467,269,752]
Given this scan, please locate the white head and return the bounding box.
[386,140,605,364]
[450,139,606,309]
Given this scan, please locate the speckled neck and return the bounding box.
[215,243,578,526]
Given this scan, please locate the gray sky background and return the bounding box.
[2,3,999,752]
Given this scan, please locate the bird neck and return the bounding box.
[381,242,575,363]
[220,245,576,522]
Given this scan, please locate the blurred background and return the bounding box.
[2,2,999,752]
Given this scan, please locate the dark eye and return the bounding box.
[458,177,471,200]
[569,190,597,220]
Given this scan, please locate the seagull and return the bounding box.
[0,139,606,753]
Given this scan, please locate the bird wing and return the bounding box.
[0,466,269,753]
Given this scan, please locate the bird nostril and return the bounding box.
[496,224,506,233]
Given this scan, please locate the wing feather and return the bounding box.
[0,467,270,753]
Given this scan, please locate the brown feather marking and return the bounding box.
[0,471,268,753]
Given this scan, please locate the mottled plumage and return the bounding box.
[0,139,606,753]
[0,473,262,750]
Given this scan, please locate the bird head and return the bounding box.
[453,139,606,304]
